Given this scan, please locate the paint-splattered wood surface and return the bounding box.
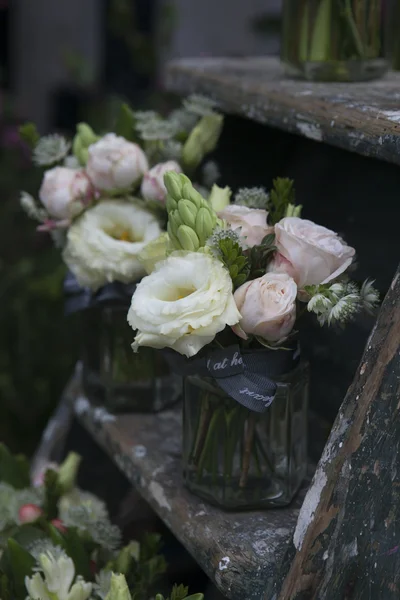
[277,265,400,600]
[165,57,400,166]
[66,384,311,600]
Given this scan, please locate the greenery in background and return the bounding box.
[0,100,78,455]
[0,445,203,600]
[0,0,179,454]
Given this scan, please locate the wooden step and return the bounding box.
[65,378,313,600]
[165,57,400,166]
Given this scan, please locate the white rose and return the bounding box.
[272,217,355,288]
[86,133,148,191]
[128,252,241,357]
[141,161,182,204]
[63,200,162,290]
[234,273,297,342]
[39,167,92,220]
[218,204,273,247]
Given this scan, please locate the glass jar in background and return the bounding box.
[82,304,181,413]
[390,0,400,69]
[281,0,389,82]
[182,362,309,510]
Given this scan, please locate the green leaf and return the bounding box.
[18,122,40,149]
[63,528,91,580]
[0,444,30,489]
[170,583,189,600]
[185,595,204,600]
[11,525,47,551]
[43,469,62,520]
[261,233,275,246]
[268,178,296,225]
[0,571,12,600]
[115,103,138,142]
[7,539,35,600]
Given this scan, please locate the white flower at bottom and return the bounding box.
[25,552,92,600]
[128,252,241,357]
[63,200,162,290]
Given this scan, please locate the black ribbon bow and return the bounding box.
[163,343,300,413]
[63,272,136,315]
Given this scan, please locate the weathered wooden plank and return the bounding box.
[65,384,311,600]
[165,57,400,166]
[277,266,400,600]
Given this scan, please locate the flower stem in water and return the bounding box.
[239,413,256,489]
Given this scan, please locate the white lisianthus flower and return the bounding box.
[63,200,162,290]
[25,552,92,600]
[86,133,148,191]
[128,252,241,357]
[39,167,92,220]
[269,217,355,288]
[140,160,182,204]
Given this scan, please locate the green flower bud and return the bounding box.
[164,171,188,202]
[166,173,218,251]
[167,222,180,249]
[77,123,98,146]
[195,207,215,246]
[182,114,223,171]
[72,122,99,165]
[178,199,197,229]
[57,452,81,494]
[115,541,140,574]
[105,573,132,600]
[177,225,200,251]
[166,193,178,213]
[209,184,231,212]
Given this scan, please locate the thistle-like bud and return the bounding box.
[72,123,99,165]
[164,172,219,251]
[182,114,223,171]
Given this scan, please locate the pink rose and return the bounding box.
[39,167,93,221]
[141,161,182,204]
[270,217,355,288]
[218,204,273,247]
[234,273,297,342]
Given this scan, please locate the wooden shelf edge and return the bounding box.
[165,57,400,166]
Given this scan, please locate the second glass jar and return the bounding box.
[81,304,181,413]
[281,0,388,82]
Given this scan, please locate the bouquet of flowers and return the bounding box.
[127,172,379,509]
[19,96,225,412]
[0,443,202,600]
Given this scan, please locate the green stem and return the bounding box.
[254,432,275,475]
[191,394,212,465]
[343,0,365,58]
[239,413,256,489]
[309,0,332,61]
[196,407,222,483]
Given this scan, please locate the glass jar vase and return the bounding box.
[182,362,309,510]
[281,0,388,82]
[81,305,181,413]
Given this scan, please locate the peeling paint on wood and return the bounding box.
[165,57,400,166]
[278,265,400,600]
